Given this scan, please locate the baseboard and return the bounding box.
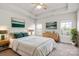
[59,41,73,45]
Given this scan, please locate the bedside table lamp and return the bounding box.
[0,30,7,40]
[28,29,34,35]
[0,26,8,40]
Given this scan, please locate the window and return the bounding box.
[61,22,72,29]
[60,21,72,35]
[36,24,42,35]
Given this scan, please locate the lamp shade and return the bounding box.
[0,26,8,34]
[0,30,7,34]
[0,26,8,30]
[28,29,34,32]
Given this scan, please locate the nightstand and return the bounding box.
[0,40,9,46]
[0,40,9,51]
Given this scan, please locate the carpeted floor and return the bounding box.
[49,43,79,56]
[0,43,79,56]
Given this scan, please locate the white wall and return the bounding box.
[0,9,35,33]
[77,10,79,32]
[77,10,79,46]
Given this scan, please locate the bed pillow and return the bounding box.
[13,33,22,38]
[21,32,29,37]
[10,32,29,39]
[13,33,20,38]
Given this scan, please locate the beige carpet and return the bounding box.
[0,43,79,56]
[49,43,79,56]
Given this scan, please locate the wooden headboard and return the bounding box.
[42,32,60,42]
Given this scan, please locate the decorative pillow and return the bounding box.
[13,33,20,38]
[10,32,29,39]
[21,32,29,37]
[24,33,29,36]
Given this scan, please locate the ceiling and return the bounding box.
[12,3,67,15]
[0,3,79,18]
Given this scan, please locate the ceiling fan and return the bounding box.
[32,3,48,10]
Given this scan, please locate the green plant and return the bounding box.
[71,28,78,43]
[1,35,5,40]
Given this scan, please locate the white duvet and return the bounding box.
[9,36,56,56]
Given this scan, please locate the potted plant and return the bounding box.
[71,28,78,46]
[1,35,5,40]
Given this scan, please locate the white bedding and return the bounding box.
[9,36,56,56]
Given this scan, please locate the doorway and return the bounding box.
[60,21,72,43]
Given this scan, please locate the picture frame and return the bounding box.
[11,17,25,28]
[46,22,57,29]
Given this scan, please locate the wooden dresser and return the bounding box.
[0,40,9,46]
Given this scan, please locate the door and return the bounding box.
[60,21,72,43]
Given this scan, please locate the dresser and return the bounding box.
[0,39,10,51]
[0,40,9,46]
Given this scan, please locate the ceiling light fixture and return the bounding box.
[32,3,47,10]
[36,5,42,9]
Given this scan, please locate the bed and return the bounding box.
[9,33,56,56]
